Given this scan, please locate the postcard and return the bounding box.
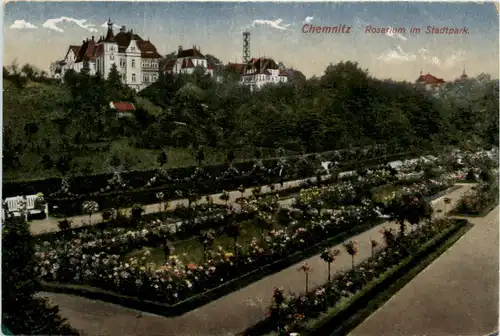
[3,2,499,336]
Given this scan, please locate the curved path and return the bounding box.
[350,204,499,336]
[37,184,472,336]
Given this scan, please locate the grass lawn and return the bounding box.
[370,184,404,204]
[124,220,287,266]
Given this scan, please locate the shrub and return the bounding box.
[57,218,72,231]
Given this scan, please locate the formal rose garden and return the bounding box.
[33,148,496,313]
[264,217,467,335]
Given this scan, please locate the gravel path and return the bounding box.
[37,184,473,336]
[29,174,332,235]
[350,204,499,336]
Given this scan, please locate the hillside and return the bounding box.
[3,62,498,182]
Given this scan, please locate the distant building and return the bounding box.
[240,57,289,91]
[109,101,136,118]
[163,45,214,76]
[459,66,468,81]
[415,71,446,91]
[56,18,163,91]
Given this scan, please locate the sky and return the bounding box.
[3,1,499,81]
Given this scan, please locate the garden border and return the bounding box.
[39,219,381,317]
[241,218,470,336]
[299,219,471,336]
[39,150,427,217]
[450,200,499,218]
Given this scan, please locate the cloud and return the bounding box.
[10,20,37,29]
[303,16,314,24]
[251,18,291,30]
[385,26,407,41]
[443,50,466,68]
[377,45,416,63]
[418,48,441,66]
[42,17,97,33]
[101,21,121,29]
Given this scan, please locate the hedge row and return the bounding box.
[47,150,427,217]
[4,146,392,197]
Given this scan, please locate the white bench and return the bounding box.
[3,195,48,221]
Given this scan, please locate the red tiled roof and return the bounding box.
[110,101,136,112]
[73,30,161,62]
[416,73,445,84]
[178,48,205,59]
[207,65,214,70]
[244,58,279,75]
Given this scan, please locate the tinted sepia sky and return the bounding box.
[3,1,499,81]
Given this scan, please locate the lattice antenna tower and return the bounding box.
[243,30,251,64]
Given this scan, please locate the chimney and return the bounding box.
[92,36,94,41]
[130,29,133,34]
[120,25,126,32]
[178,45,182,53]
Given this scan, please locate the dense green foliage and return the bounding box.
[2,216,79,335]
[3,60,498,181]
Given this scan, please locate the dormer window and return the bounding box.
[130,47,136,52]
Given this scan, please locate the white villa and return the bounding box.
[54,19,163,91]
[240,58,288,91]
[163,45,214,76]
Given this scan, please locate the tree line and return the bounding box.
[3,59,498,179]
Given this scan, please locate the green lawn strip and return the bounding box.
[39,219,381,317]
[289,220,471,336]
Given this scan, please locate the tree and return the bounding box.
[224,222,241,255]
[320,248,341,282]
[157,149,168,167]
[2,216,79,335]
[297,262,313,293]
[343,240,358,268]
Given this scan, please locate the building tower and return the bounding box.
[243,31,250,64]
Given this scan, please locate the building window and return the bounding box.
[110,55,114,61]
[122,73,126,81]
[132,73,136,82]
[120,58,125,67]
[143,75,149,82]
[152,75,157,82]
[132,60,136,68]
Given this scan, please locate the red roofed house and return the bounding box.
[415,71,446,91]
[57,18,162,91]
[163,45,214,76]
[240,57,288,91]
[109,101,136,118]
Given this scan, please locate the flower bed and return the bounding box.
[452,180,499,216]
[256,218,469,336]
[41,149,427,217]
[35,164,460,311]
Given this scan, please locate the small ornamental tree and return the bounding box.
[82,200,99,225]
[370,239,379,257]
[195,146,205,166]
[297,262,313,293]
[224,222,241,255]
[320,248,341,282]
[199,229,215,263]
[343,240,358,268]
[157,150,168,167]
[156,192,165,212]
